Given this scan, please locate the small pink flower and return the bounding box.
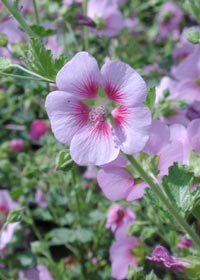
[29,120,49,141]
[157,2,183,40]
[45,52,151,166]
[35,189,48,208]
[9,139,24,152]
[106,204,135,234]
[110,236,138,280]
[87,0,124,37]
[147,245,190,273]
[0,190,19,250]
[177,238,193,250]
[171,46,200,103]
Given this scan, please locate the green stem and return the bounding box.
[0,71,52,83]
[82,0,89,51]
[126,155,200,250]
[12,64,54,83]
[1,0,37,38]
[32,0,40,25]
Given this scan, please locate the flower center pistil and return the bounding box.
[89,105,106,126]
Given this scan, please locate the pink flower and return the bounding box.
[171,46,200,103]
[19,265,54,280]
[45,52,151,166]
[106,204,135,234]
[87,0,124,37]
[29,120,49,141]
[0,190,19,250]
[97,157,148,201]
[35,189,48,208]
[9,139,24,152]
[187,118,200,154]
[110,236,138,280]
[157,2,183,40]
[177,238,193,250]
[147,245,190,273]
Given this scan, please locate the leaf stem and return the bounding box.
[12,64,55,83]
[1,0,37,38]
[32,0,40,25]
[126,155,200,250]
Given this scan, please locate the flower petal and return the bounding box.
[56,52,101,99]
[45,91,90,144]
[112,106,151,154]
[70,122,120,165]
[101,61,147,106]
[144,120,170,155]
[187,118,200,154]
[97,167,134,200]
[126,182,148,201]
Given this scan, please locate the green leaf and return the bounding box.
[145,86,156,111]
[75,228,93,243]
[48,228,76,245]
[0,57,13,72]
[7,208,24,223]
[17,251,36,267]
[145,271,160,280]
[26,38,67,81]
[48,228,93,245]
[162,163,200,217]
[30,25,56,37]
[55,149,74,171]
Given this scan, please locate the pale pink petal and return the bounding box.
[158,141,184,177]
[45,91,90,144]
[38,265,54,280]
[112,106,151,154]
[101,61,147,106]
[170,80,200,103]
[110,237,138,280]
[126,182,148,201]
[97,167,134,200]
[56,52,101,99]
[144,120,170,155]
[101,154,128,168]
[0,190,18,210]
[70,122,120,165]
[170,123,190,162]
[187,119,200,154]
[172,47,200,81]
[0,223,19,250]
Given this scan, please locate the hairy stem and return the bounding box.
[2,0,37,38]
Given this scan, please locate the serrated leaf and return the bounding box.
[162,163,200,217]
[7,208,24,223]
[30,25,56,37]
[145,86,156,111]
[26,38,67,81]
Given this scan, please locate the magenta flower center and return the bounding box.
[89,105,106,125]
